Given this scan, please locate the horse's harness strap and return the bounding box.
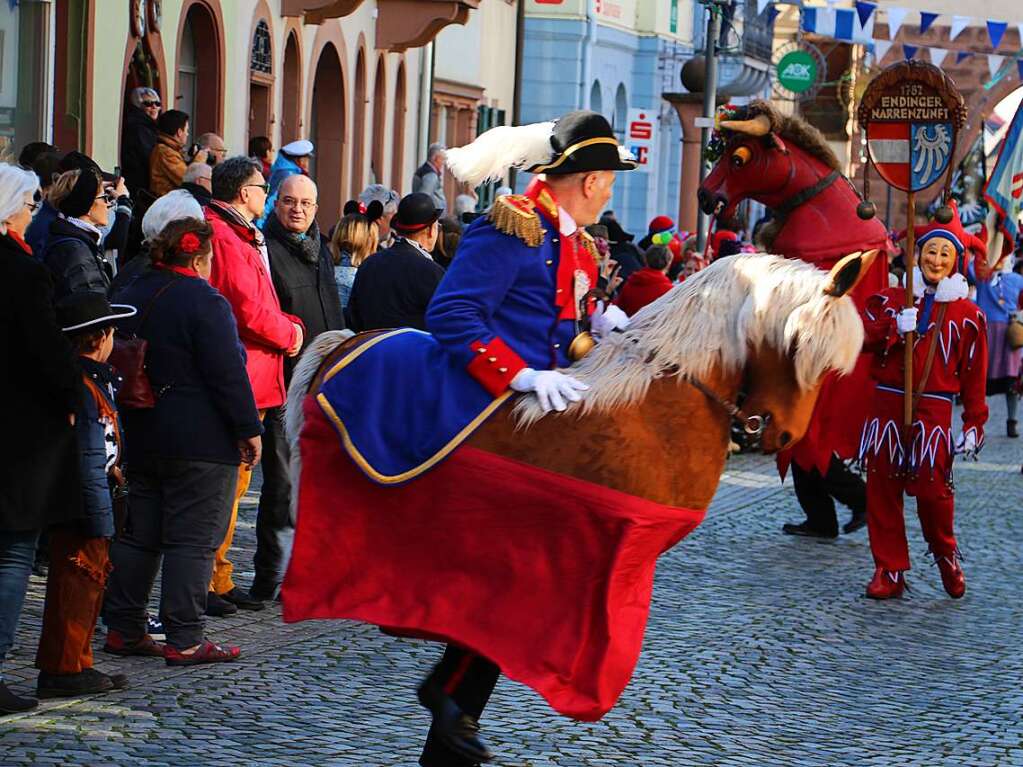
[683,375,769,439]
[773,169,840,224]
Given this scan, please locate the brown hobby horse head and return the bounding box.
[286,250,875,514]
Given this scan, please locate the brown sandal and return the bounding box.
[164,640,241,666]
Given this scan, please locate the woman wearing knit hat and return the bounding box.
[41,166,116,299]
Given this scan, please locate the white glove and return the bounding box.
[591,301,630,338]
[895,307,918,335]
[955,430,978,460]
[510,368,589,413]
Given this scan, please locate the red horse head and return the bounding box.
[698,105,840,221]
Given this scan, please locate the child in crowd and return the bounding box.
[34,293,137,698]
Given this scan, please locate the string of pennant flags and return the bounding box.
[754,0,1023,81]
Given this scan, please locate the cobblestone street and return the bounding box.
[2,399,1021,766]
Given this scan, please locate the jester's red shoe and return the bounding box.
[935,554,966,599]
[865,568,906,600]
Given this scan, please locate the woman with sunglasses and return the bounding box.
[0,163,83,713]
[41,168,117,299]
[121,87,161,196]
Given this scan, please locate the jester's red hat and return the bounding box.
[902,201,986,276]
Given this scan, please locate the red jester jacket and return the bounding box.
[859,284,988,474]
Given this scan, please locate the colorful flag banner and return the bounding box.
[988,54,1006,78]
[903,43,918,60]
[984,100,1023,241]
[855,1,877,29]
[950,15,970,41]
[801,7,873,43]
[987,20,1008,49]
[955,50,974,64]
[919,11,939,34]
[929,47,949,68]
[885,6,909,39]
[873,39,893,62]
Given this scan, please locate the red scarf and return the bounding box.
[8,230,32,255]
[524,178,597,322]
[155,263,200,278]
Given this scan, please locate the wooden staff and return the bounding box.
[903,190,915,429]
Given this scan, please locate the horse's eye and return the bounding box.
[731,147,752,167]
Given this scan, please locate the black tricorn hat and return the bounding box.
[392,193,442,234]
[528,111,638,176]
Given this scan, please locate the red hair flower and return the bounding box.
[178,232,202,255]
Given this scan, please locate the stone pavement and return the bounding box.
[2,398,1022,766]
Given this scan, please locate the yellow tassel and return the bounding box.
[488,195,544,247]
[578,230,601,266]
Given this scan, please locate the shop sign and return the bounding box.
[626,108,657,173]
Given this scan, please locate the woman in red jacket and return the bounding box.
[614,244,673,317]
[858,216,988,600]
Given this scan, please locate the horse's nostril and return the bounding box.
[779,431,792,447]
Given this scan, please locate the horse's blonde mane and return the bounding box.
[515,253,863,425]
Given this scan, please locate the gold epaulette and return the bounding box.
[488,195,544,247]
[578,229,601,265]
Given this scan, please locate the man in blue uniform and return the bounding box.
[415,110,637,766]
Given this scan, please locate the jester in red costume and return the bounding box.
[859,212,988,600]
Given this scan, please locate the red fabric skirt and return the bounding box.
[282,398,706,721]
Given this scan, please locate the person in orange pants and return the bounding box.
[858,212,988,600]
[36,295,142,698]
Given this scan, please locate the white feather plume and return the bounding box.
[444,122,556,186]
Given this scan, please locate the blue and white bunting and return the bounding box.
[903,43,918,60]
[855,1,876,29]
[987,20,1008,49]
[884,6,909,39]
[950,16,970,42]
[801,7,873,44]
[928,47,949,68]
[919,12,939,34]
[873,39,893,62]
[987,54,1006,78]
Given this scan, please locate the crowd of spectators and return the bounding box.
[0,89,755,714]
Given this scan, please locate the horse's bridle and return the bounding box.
[657,361,771,448]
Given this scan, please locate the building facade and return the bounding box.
[2,0,492,224]
[519,0,695,236]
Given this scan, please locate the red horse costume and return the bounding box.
[858,214,988,599]
[698,101,890,539]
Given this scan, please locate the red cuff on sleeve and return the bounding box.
[467,337,528,397]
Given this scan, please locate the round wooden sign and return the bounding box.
[857,60,965,193]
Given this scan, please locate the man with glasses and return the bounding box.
[253,174,344,602]
[196,133,228,167]
[204,157,305,616]
[121,87,162,196]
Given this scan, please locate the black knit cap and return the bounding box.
[528,111,638,176]
[57,167,102,219]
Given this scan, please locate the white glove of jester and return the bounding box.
[510,369,589,413]
[590,301,630,338]
[955,430,979,461]
[895,307,918,335]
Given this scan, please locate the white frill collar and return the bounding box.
[911,267,968,303]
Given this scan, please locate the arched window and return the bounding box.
[590,80,602,116]
[352,47,367,197]
[310,42,346,225]
[371,56,387,185]
[391,61,407,193]
[281,32,302,144]
[248,19,273,143]
[176,2,223,136]
[613,83,628,142]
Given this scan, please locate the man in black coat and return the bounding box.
[254,174,344,601]
[347,193,445,332]
[0,191,82,713]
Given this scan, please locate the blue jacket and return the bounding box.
[425,210,582,396]
[261,154,304,224]
[973,267,1023,324]
[25,200,59,260]
[112,268,263,465]
[75,358,121,539]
